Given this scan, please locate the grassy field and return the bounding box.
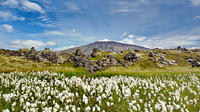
[0,51,199,111]
[0,55,88,75]
[0,72,199,112]
[0,49,200,77]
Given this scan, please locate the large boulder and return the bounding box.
[24,48,64,64]
[43,52,63,63]
[74,56,91,68]
[187,58,200,67]
[148,52,155,57]
[18,49,25,56]
[158,56,177,66]
[91,48,98,58]
[176,46,188,51]
[107,55,122,66]
[158,56,165,61]
[149,57,156,62]
[28,54,40,62]
[75,49,85,57]
[68,49,91,67]
[68,49,124,74]
[30,47,36,54]
[124,52,140,62]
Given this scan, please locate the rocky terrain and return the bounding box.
[0,47,63,64]
[0,43,200,74]
[67,49,140,74]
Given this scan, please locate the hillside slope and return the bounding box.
[60,41,148,54]
[1,48,200,75]
[0,55,87,74]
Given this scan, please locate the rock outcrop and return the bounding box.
[91,48,101,58]
[186,58,200,67]
[68,49,140,74]
[148,51,177,66]
[124,52,140,62]
[1,46,196,74]
[39,51,63,63]
[69,49,91,68]
[0,47,64,64]
[158,56,177,66]
[148,52,155,57]
[176,46,188,51]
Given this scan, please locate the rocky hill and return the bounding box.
[0,45,200,74]
[60,41,148,54]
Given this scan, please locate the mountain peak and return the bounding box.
[61,41,148,54]
[97,39,112,42]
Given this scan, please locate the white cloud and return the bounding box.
[128,34,135,38]
[1,0,45,14]
[21,0,45,13]
[189,47,200,49]
[44,31,64,36]
[136,36,146,41]
[194,16,200,19]
[46,41,56,46]
[54,46,76,51]
[114,9,139,13]
[120,32,128,38]
[1,0,19,8]
[117,33,199,49]
[119,34,146,44]
[71,29,78,33]
[187,35,200,40]
[120,38,134,44]
[140,35,200,48]
[38,15,51,22]
[111,1,143,14]
[28,30,97,44]
[2,24,14,32]
[33,22,59,28]
[29,30,64,37]
[10,39,56,49]
[64,2,80,11]
[140,0,148,4]
[110,0,151,14]
[119,35,200,49]
[0,11,25,21]
[190,0,200,6]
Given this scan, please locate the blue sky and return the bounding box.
[0,0,200,50]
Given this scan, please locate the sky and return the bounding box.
[0,0,200,50]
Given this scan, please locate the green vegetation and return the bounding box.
[0,50,199,111]
[0,72,199,111]
[0,55,88,75]
[0,49,200,77]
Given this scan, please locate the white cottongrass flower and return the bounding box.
[2,109,10,112]
[0,72,199,111]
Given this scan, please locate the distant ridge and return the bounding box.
[60,41,148,54]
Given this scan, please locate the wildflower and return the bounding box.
[2,109,10,112]
[83,94,88,105]
[85,106,91,112]
[106,102,110,107]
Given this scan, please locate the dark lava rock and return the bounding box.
[187,58,200,67]
[91,48,99,57]
[148,52,155,57]
[124,52,140,62]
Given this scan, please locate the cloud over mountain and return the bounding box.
[10,40,56,49]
